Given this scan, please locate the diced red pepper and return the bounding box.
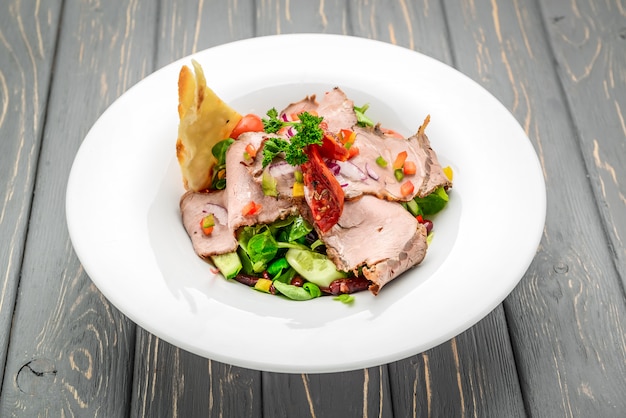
[245,143,257,158]
[400,180,414,197]
[347,146,360,159]
[339,129,356,147]
[200,214,215,235]
[242,201,262,216]
[393,151,408,170]
[403,160,416,175]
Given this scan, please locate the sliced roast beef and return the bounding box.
[320,195,428,295]
[280,95,318,118]
[408,119,452,197]
[245,139,300,198]
[279,87,357,134]
[226,132,300,230]
[316,87,357,133]
[332,124,451,201]
[180,190,238,258]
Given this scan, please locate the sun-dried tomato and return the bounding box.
[301,146,344,233]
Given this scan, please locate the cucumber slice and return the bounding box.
[285,248,346,288]
[211,252,242,279]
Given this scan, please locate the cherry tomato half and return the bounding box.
[230,114,264,139]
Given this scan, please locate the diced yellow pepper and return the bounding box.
[292,182,304,197]
[254,278,273,293]
[443,166,453,181]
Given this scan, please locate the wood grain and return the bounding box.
[263,368,393,417]
[389,308,525,417]
[1,0,624,416]
[539,0,626,286]
[444,0,626,415]
[157,0,255,67]
[130,332,262,417]
[0,0,156,415]
[0,0,61,384]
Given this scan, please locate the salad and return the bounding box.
[176,60,452,302]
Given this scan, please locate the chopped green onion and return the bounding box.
[262,170,278,197]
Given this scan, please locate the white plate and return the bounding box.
[66,34,545,373]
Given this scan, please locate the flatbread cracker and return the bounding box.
[176,60,242,191]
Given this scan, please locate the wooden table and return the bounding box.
[1,0,625,416]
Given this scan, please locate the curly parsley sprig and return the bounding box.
[261,108,324,168]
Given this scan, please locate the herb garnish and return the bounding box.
[261,108,324,168]
[354,104,374,127]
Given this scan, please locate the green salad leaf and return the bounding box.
[273,280,322,301]
[413,187,449,215]
[210,138,234,190]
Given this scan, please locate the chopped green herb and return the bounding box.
[333,293,355,304]
[354,104,374,127]
[261,108,283,133]
[261,110,324,167]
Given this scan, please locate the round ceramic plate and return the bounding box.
[66,34,545,373]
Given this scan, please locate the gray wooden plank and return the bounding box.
[0,0,61,385]
[262,367,393,417]
[539,0,626,287]
[255,0,347,35]
[131,332,262,417]
[0,0,158,415]
[128,1,263,417]
[443,0,626,416]
[155,0,255,68]
[389,307,525,417]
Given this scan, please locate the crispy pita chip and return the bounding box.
[176,60,242,191]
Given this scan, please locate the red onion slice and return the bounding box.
[326,161,341,176]
[334,160,367,181]
[268,160,296,178]
[365,163,380,180]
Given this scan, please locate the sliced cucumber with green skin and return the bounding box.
[285,248,346,288]
[211,252,242,279]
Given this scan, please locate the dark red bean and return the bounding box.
[233,273,259,287]
[328,277,371,295]
[422,219,433,234]
[290,276,304,287]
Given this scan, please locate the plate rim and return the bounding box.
[66,33,546,373]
